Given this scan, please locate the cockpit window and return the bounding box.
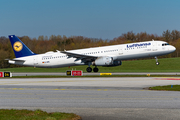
[162,43,170,46]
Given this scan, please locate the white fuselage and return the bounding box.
[9,41,176,68]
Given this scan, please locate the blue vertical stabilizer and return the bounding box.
[9,35,36,58]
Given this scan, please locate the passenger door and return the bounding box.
[152,41,157,51]
[33,56,38,67]
[119,47,123,55]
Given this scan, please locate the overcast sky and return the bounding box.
[1,0,180,40]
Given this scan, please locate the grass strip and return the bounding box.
[149,85,180,91]
[0,109,81,120]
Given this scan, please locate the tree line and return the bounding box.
[0,30,180,68]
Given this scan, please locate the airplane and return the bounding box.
[7,35,176,72]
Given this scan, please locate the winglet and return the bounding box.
[9,35,36,58]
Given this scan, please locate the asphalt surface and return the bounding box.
[0,77,180,120]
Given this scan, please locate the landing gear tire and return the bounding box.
[93,67,99,72]
[156,62,160,65]
[86,67,92,72]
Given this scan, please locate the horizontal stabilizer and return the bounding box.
[5,59,25,62]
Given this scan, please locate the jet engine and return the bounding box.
[92,57,113,66]
[92,57,122,66]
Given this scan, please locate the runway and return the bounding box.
[0,77,180,120]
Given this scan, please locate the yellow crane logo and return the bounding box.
[13,42,23,52]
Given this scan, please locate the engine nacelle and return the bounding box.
[92,57,122,66]
[92,57,113,66]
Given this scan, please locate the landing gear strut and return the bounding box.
[86,62,99,72]
[86,62,92,72]
[155,56,160,65]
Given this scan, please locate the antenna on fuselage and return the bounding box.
[56,50,60,53]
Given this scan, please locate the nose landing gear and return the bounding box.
[155,56,160,65]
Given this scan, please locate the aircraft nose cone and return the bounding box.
[168,45,176,52]
[172,46,176,51]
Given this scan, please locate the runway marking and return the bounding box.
[12,88,24,90]
[155,77,180,80]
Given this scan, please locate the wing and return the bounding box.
[60,51,97,62]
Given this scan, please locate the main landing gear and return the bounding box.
[86,67,92,72]
[86,66,99,72]
[93,67,99,72]
[155,56,160,65]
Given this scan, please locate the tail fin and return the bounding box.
[9,35,36,58]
